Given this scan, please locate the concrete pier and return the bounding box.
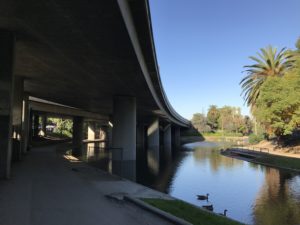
[163,124,172,160]
[112,96,136,161]
[147,118,160,174]
[173,126,181,150]
[21,95,30,153]
[33,114,39,137]
[0,31,15,179]
[11,76,24,161]
[41,114,47,135]
[147,118,159,149]
[72,116,84,157]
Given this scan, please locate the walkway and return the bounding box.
[0,143,174,225]
[239,145,300,159]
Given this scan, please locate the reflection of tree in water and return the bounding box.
[192,144,243,172]
[253,168,300,225]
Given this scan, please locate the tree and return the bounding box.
[238,116,253,135]
[48,118,73,137]
[254,71,300,139]
[240,46,295,109]
[191,113,211,133]
[296,38,300,51]
[218,106,244,133]
[207,105,220,131]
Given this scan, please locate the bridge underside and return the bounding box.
[0,0,189,179]
[0,0,161,119]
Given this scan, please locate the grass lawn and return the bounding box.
[255,154,300,171]
[142,198,244,225]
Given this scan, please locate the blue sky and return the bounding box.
[149,0,300,120]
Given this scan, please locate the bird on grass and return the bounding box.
[219,209,228,217]
[202,204,213,211]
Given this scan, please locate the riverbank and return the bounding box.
[204,135,248,145]
[222,147,300,172]
[142,198,244,225]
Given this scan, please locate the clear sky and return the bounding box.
[149,0,300,120]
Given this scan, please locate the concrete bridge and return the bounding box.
[0,0,190,179]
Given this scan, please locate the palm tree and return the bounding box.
[240,46,294,109]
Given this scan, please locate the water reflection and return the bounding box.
[83,141,300,225]
[253,168,300,225]
[165,142,300,225]
[147,147,160,175]
[188,142,243,172]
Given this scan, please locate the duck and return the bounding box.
[202,204,213,211]
[197,193,209,200]
[219,209,228,217]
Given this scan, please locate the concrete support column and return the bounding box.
[11,76,24,161]
[112,96,136,161]
[41,115,47,136]
[163,124,172,159]
[147,118,160,174]
[0,31,15,179]
[28,109,33,144]
[174,126,181,150]
[147,118,159,149]
[33,114,39,137]
[107,125,113,149]
[21,95,30,153]
[99,126,107,149]
[87,122,95,140]
[72,116,84,157]
[137,124,145,150]
[87,122,95,157]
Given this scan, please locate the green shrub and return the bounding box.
[248,133,264,144]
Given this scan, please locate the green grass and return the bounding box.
[255,154,300,171]
[203,132,243,137]
[142,198,244,225]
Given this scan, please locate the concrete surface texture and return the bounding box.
[0,144,174,225]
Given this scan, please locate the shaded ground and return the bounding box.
[0,144,174,225]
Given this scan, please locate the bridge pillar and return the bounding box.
[33,114,39,137]
[112,96,136,161]
[163,124,172,160]
[99,125,107,149]
[173,126,181,150]
[147,118,160,174]
[11,77,24,161]
[21,94,30,153]
[0,31,15,178]
[41,114,47,136]
[87,121,95,157]
[137,124,146,150]
[147,118,159,149]
[72,116,84,157]
[107,125,113,149]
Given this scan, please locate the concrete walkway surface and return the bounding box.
[0,143,175,225]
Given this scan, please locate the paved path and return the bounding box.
[239,146,300,159]
[0,144,174,225]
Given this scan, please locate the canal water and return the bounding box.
[86,141,300,225]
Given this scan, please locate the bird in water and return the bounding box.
[202,204,213,211]
[219,209,228,217]
[197,193,209,200]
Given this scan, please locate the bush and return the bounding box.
[248,133,264,144]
